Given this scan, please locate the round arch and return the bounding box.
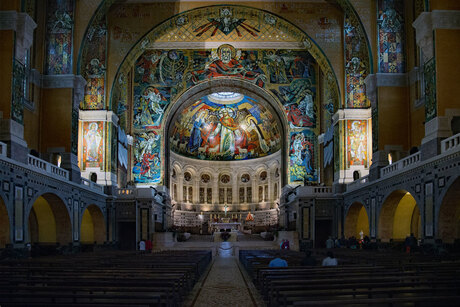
[80,204,106,244]
[163,78,289,188]
[0,194,10,248]
[378,190,421,242]
[344,202,370,239]
[437,175,460,243]
[27,193,72,245]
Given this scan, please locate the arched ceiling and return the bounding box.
[170,92,282,161]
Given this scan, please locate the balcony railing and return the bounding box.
[81,178,104,193]
[347,175,369,192]
[441,132,460,153]
[28,154,69,180]
[0,141,6,157]
[380,152,421,178]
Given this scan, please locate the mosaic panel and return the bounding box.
[111,123,117,173]
[71,108,78,155]
[378,0,405,73]
[81,10,107,109]
[346,120,368,168]
[323,124,334,168]
[112,4,340,105]
[372,105,379,153]
[289,130,317,183]
[333,123,340,181]
[12,59,25,124]
[424,57,437,122]
[132,131,161,184]
[344,14,370,108]
[112,71,129,130]
[133,48,318,132]
[44,0,74,75]
[171,94,281,161]
[82,121,104,169]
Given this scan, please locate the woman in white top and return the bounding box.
[322,251,338,266]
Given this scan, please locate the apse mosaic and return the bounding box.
[170,93,282,161]
[289,130,317,183]
[378,0,405,73]
[132,131,161,184]
[130,46,318,183]
[346,120,368,168]
[82,121,104,170]
[44,0,74,75]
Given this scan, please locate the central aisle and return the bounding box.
[190,242,261,307]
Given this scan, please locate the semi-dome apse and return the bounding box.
[170,92,281,161]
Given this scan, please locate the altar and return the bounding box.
[210,222,241,233]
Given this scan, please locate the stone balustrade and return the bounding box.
[380,152,421,178]
[441,132,460,153]
[0,141,6,157]
[28,154,69,180]
[346,175,369,192]
[81,178,104,193]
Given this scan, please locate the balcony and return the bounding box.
[28,154,69,180]
[380,151,421,178]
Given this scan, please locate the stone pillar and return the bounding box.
[0,11,36,163]
[79,110,118,187]
[414,10,460,159]
[332,108,372,184]
[366,74,409,180]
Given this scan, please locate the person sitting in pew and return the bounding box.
[300,250,316,266]
[269,252,288,267]
[322,251,338,266]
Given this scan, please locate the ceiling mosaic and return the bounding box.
[170,92,282,161]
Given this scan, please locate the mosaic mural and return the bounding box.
[346,120,368,167]
[170,93,281,161]
[424,58,437,122]
[378,0,405,73]
[82,121,104,169]
[132,131,161,184]
[12,60,25,125]
[111,71,129,130]
[372,106,379,153]
[45,0,74,75]
[130,46,318,183]
[344,14,370,108]
[71,108,78,155]
[81,10,107,109]
[333,123,341,181]
[289,130,317,183]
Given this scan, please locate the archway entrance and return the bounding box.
[28,194,71,245]
[438,177,460,243]
[0,196,10,248]
[81,205,106,244]
[344,202,369,239]
[378,190,421,242]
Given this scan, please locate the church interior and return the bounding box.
[1,0,460,305]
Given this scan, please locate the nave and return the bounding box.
[1,245,460,306]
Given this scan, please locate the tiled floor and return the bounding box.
[186,242,264,307]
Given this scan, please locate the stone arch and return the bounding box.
[437,175,460,243]
[344,202,369,239]
[27,193,72,245]
[80,204,106,244]
[378,190,421,242]
[164,78,289,187]
[0,193,10,248]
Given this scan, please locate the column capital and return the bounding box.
[0,11,37,64]
[413,10,460,62]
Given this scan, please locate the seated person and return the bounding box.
[300,250,316,266]
[322,251,338,266]
[269,252,288,267]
